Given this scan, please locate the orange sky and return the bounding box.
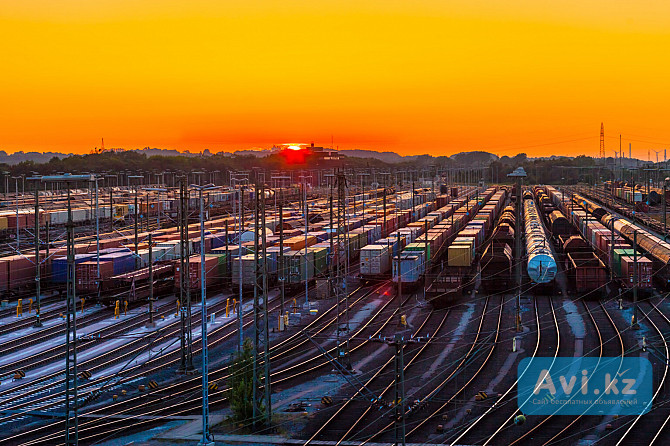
[2,0,670,159]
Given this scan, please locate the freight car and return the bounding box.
[523,196,557,286]
[547,210,571,239]
[426,187,507,308]
[98,263,175,306]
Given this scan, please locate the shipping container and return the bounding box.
[360,245,391,277]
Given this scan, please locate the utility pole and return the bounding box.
[335,171,350,369]
[13,176,19,249]
[252,183,271,428]
[238,184,245,351]
[508,167,527,332]
[369,334,427,446]
[193,183,216,446]
[664,178,669,241]
[127,176,144,268]
[65,187,78,446]
[178,179,194,373]
[279,202,285,315]
[147,233,156,329]
[397,230,402,315]
[94,176,100,304]
[35,174,93,446]
[393,334,406,446]
[632,231,639,329]
[109,189,113,232]
[33,180,42,327]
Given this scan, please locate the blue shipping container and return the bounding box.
[52,254,95,283]
[100,252,135,275]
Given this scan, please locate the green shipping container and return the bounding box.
[308,247,328,275]
[209,252,228,278]
[405,242,430,261]
[287,249,315,284]
[613,248,637,276]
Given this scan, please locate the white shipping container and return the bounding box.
[135,249,150,267]
[49,210,69,225]
[360,245,391,276]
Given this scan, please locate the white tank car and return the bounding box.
[523,198,557,283]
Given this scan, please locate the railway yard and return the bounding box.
[0,170,669,446]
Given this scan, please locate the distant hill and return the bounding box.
[449,151,499,165]
[0,151,72,165]
[340,150,418,163]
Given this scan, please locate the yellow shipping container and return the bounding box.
[448,241,474,267]
[0,216,7,230]
[114,204,129,217]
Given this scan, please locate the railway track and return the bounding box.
[0,297,231,417]
[505,298,624,446]
[344,293,503,445]
[301,302,447,443]
[0,300,177,378]
[0,283,377,444]
[441,295,554,446]
[608,299,670,446]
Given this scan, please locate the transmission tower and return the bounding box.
[335,170,350,368]
[252,183,271,428]
[600,122,605,159]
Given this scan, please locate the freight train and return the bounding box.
[425,186,508,308]
[546,187,653,295]
[523,194,557,287]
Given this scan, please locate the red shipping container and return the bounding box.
[7,255,35,288]
[99,238,123,250]
[0,259,9,292]
[174,255,221,290]
[621,256,653,289]
[76,261,114,293]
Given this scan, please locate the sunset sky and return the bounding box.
[2,1,670,159]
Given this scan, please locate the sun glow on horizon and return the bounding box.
[2,1,670,158]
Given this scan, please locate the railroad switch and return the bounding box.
[78,370,92,380]
[475,391,488,401]
[208,383,218,391]
[13,370,25,380]
[321,396,333,406]
[148,380,159,390]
